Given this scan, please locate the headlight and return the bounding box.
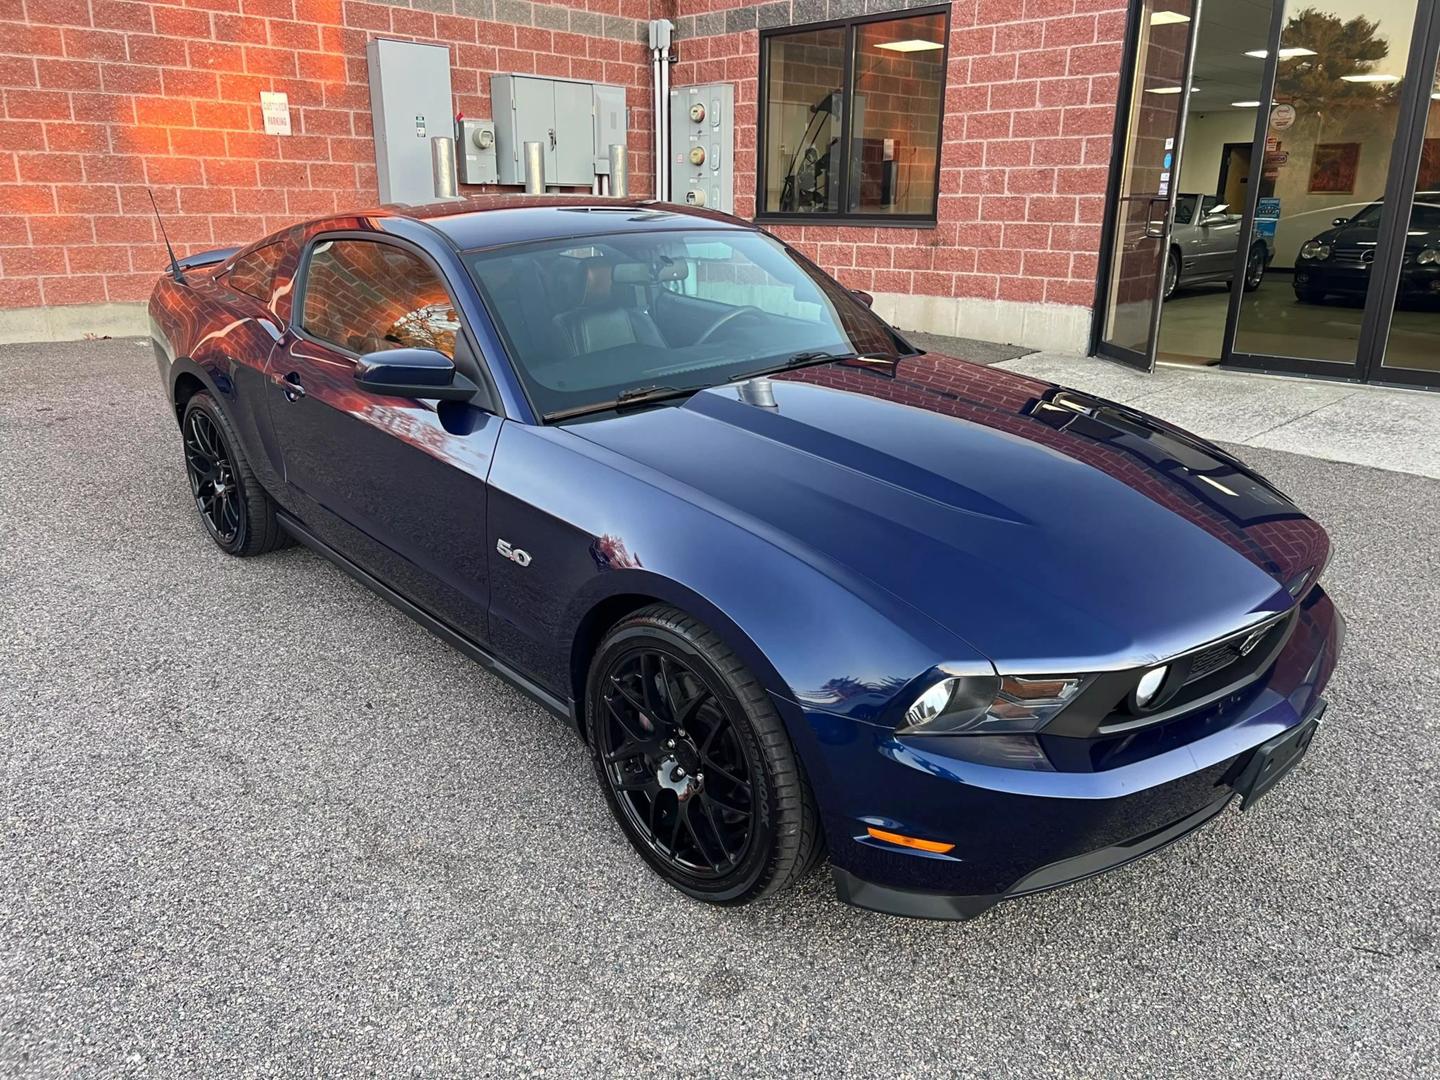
[898,674,1086,736]
[1418,248,1440,265]
[1300,241,1332,261]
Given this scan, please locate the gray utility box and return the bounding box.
[456,118,498,185]
[491,75,628,188]
[670,82,735,213]
[366,38,454,205]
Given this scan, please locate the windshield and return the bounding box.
[464,229,901,419]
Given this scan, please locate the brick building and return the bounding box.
[2,0,1439,388]
[0,0,1120,351]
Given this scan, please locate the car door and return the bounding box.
[267,233,501,642]
[1193,194,1242,280]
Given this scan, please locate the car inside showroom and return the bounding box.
[1098,0,1440,387]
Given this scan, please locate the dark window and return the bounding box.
[759,6,949,223]
[300,238,459,358]
[226,242,282,302]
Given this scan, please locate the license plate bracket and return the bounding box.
[1233,712,1322,810]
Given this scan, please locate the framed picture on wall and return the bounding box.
[1308,143,1360,194]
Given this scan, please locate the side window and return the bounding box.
[300,238,459,358]
[226,242,283,302]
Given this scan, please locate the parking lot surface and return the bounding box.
[2,338,1436,1077]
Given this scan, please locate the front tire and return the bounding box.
[585,605,822,905]
[1242,243,1267,292]
[181,391,288,556]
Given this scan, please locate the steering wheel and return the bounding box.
[694,305,764,345]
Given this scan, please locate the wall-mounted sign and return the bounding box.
[1256,196,1281,243]
[415,115,427,138]
[1270,103,1297,131]
[260,91,291,136]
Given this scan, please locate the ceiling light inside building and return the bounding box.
[1340,73,1402,83]
[1150,11,1191,24]
[874,39,944,52]
[1145,85,1200,94]
[1245,47,1317,58]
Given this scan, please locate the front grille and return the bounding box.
[1184,640,1241,685]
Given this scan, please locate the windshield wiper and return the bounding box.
[727,349,882,382]
[543,384,700,423]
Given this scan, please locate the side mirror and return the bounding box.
[1200,204,1230,224]
[1332,216,1349,227]
[851,288,874,308]
[355,347,477,402]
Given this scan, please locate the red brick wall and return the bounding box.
[0,0,662,311]
[675,0,1128,308]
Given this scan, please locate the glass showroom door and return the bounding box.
[1225,0,1440,382]
[1098,0,1203,371]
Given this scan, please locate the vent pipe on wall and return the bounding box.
[649,19,673,201]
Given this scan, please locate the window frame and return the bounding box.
[755,3,952,228]
[292,230,500,413]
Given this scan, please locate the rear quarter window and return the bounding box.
[226,242,283,303]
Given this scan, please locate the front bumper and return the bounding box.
[1296,263,1440,298]
[780,587,1342,920]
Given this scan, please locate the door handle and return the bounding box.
[280,371,306,401]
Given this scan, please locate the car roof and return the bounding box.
[382,195,757,251]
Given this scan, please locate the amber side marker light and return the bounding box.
[866,827,955,854]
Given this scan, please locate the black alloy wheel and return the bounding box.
[184,406,243,548]
[180,392,289,557]
[586,606,822,905]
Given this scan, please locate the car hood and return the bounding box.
[1312,222,1438,253]
[567,355,1328,672]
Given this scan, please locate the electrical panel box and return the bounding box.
[366,39,454,205]
[456,118,498,185]
[670,82,734,213]
[491,75,628,188]
[593,84,627,174]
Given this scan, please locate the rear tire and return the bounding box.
[585,604,822,905]
[1163,250,1180,300]
[181,391,288,557]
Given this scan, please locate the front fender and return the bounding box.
[486,422,986,727]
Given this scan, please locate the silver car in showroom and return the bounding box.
[1165,193,1273,299]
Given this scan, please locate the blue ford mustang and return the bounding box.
[149,197,1342,919]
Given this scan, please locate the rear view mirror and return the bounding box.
[1332,216,1350,227]
[851,288,874,308]
[355,347,478,402]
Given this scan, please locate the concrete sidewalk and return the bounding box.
[902,331,1440,480]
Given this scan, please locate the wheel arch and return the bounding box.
[170,357,223,426]
[566,575,791,743]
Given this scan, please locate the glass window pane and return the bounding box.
[1380,71,1440,374]
[848,12,946,216]
[763,27,846,214]
[1099,0,1196,355]
[226,242,282,303]
[302,239,458,357]
[1233,0,1420,363]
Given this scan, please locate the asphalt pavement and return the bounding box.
[1,338,1436,1077]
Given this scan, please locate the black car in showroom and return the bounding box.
[1293,194,1440,304]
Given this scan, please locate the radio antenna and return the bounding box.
[147,187,186,284]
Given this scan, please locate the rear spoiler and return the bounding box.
[175,246,240,271]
